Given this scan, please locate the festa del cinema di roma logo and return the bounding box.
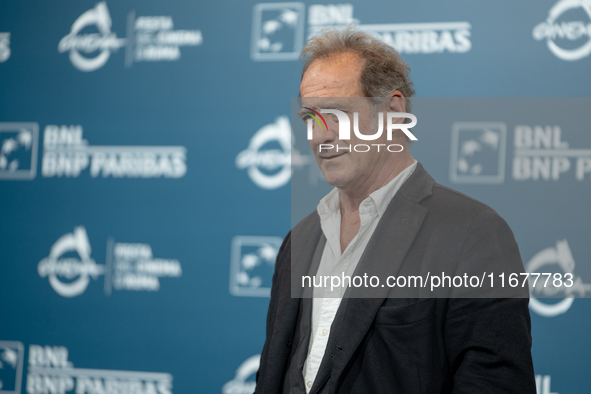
[58,2,126,72]
[533,0,591,61]
[302,108,417,152]
[236,116,312,190]
[38,226,103,298]
[527,239,591,317]
[37,226,183,297]
[58,1,203,71]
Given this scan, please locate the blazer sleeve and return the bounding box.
[255,231,291,393]
[444,209,536,393]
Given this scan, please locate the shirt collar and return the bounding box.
[317,160,418,219]
[317,187,340,221]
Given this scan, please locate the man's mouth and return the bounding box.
[321,152,347,160]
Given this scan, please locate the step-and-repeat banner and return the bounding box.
[1,1,590,393]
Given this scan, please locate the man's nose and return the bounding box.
[312,120,339,145]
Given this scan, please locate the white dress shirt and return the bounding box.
[302,160,417,392]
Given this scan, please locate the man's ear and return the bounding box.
[388,90,406,113]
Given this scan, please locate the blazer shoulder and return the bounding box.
[427,182,501,222]
[401,163,503,224]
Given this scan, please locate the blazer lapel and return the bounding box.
[309,162,435,393]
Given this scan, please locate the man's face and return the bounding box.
[300,52,396,192]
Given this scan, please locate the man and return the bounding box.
[255,28,535,394]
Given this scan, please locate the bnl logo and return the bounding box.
[229,236,282,297]
[0,341,24,394]
[0,123,39,180]
[449,123,507,184]
[251,3,305,61]
[251,3,355,61]
[251,3,354,61]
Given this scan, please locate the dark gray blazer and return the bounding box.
[255,162,536,394]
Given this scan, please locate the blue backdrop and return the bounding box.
[0,1,590,393]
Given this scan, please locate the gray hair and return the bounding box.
[301,27,415,112]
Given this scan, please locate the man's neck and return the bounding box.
[338,155,415,215]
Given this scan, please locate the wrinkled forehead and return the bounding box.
[300,52,364,98]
